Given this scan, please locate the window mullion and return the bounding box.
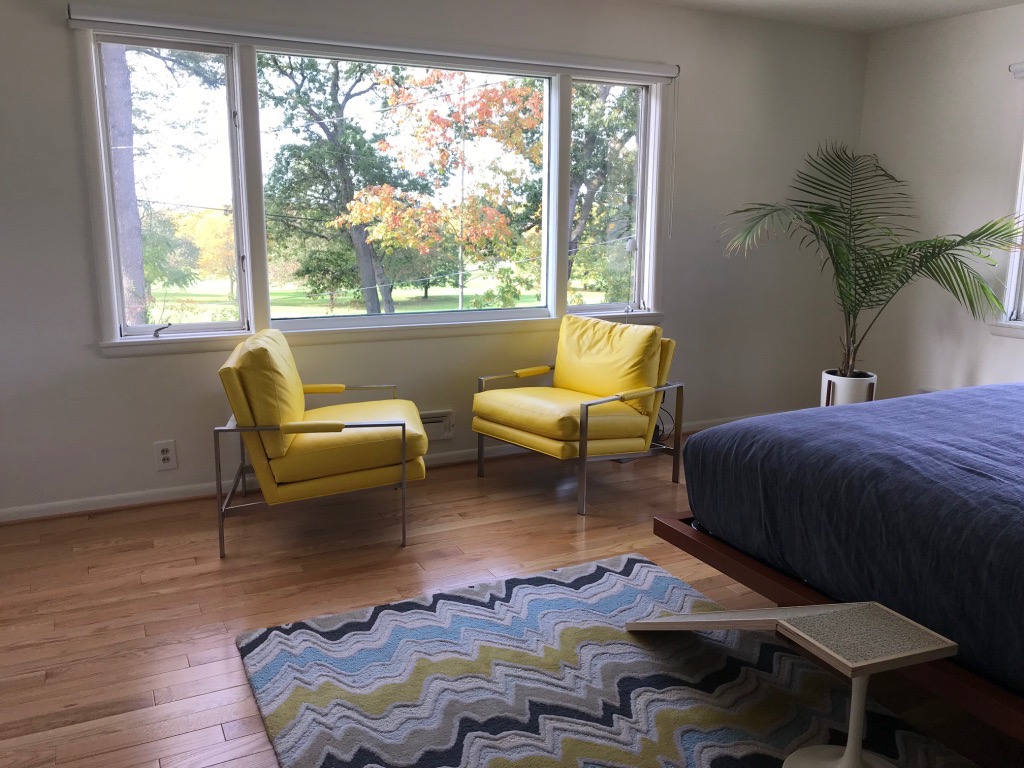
[548,74,572,318]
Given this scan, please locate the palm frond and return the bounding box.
[920,253,1002,318]
[725,203,844,257]
[895,217,1020,318]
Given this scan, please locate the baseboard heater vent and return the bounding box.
[419,409,455,441]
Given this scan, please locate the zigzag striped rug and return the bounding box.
[237,555,973,768]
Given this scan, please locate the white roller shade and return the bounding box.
[67,2,680,83]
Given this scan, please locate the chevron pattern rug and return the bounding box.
[236,554,972,768]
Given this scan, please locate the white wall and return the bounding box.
[0,0,866,519]
[859,5,1024,395]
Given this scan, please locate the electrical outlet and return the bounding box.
[154,440,178,471]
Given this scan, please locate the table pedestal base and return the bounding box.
[783,676,893,768]
[783,745,892,767]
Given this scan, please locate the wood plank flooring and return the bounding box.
[0,454,1020,767]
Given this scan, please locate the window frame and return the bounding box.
[1001,130,1024,325]
[75,21,668,347]
[564,79,652,314]
[260,57,555,331]
[90,34,252,338]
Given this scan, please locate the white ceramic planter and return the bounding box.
[820,369,877,406]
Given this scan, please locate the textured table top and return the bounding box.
[627,601,957,678]
[777,602,956,677]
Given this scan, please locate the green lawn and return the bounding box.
[147,279,580,324]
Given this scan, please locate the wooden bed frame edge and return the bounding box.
[654,516,1024,742]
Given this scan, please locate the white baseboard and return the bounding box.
[424,443,525,466]
[0,414,756,525]
[0,445,525,525]
[0,482,218,525]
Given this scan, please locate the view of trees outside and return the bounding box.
[567,82,642,306]
[98,43,645,329]
[260,57,545,317]
[99,43,241,328]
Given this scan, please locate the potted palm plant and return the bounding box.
[727,143,1020,405]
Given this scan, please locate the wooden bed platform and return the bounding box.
[654,516,1024,742]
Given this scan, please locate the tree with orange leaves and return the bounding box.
[261,58,545,314]
[338,184,519,306]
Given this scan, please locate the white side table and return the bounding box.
[628,602,957,768]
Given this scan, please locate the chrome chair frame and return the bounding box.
[476,369,685,515]
[213,415,409,558]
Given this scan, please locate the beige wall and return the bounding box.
[0,0,866,519]
[859,5,1024,395]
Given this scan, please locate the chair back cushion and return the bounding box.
[552,315,663,413]
[218,329,305,459]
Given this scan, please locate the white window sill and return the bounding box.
[96,310,664,357]
[988,320,1024,340]
[97,331,254,357]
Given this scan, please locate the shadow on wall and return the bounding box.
[867,282,993,397]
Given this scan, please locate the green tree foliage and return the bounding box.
[140,205,199,298]
[258,56,432,314]
[383,248,461,299]
[103,44,230,325]
[293,244,361,313]
[259,58,553,314]
[174,208,238,299]
[566,84,640,301]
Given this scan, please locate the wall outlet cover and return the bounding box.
[154,439,178,471]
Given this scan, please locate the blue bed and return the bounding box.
[683,383,1024,694]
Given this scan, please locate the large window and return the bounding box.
[258,56,545,321]
[80,24,664,341]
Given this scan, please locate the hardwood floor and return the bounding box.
[0,454,1020,767]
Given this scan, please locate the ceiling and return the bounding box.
[655,0,1024,32]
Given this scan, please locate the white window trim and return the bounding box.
[94,311,666,357]
[566,80,662,316]
[73,11,672,352]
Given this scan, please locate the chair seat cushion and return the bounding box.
[472,387,650,441]
[270,399,428,484]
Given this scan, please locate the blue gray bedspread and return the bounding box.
[683,383,1024,693]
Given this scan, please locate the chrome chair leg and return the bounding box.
[239,433,248,496]
[477,433,485,477]
[577,403,590,516]
[401,425,408,547]
[214,430,226,559]
[577,459,588,516]
[672,384,684,484]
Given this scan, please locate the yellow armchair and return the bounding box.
[472,315,682,514]
[215,329,427,556]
